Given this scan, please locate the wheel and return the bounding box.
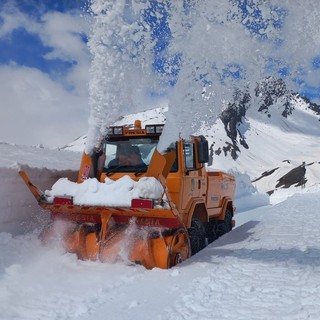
[39,222,53,243]
[216,209,233,237]
[206,219,219,244]
[188,219,206,256]
[167,228,190,268]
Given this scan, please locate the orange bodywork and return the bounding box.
[39,206,189,269]
[19,123,235,269]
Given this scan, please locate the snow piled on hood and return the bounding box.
[45,176,164,207]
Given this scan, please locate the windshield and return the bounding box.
[103,138,158,173]
[103,138,178,174]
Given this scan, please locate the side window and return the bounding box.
[104,144,117,167]
[169,142,178,172]
[184,142,195,169]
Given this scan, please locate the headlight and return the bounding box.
[113,127,123,135]
[155,125,164,134]
[146,125,155,134]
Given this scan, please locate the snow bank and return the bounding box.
[0,142,82,170]
[0,165,78,235]
[45,176,164,207]
[0,143,81,235]
[232,170,270,213]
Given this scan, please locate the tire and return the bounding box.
[167,228,190,268]
[206,219,219,244]
[188,219,206,256]
[216,209,233,237]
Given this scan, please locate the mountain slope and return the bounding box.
[209,78,320,198]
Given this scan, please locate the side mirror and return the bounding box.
[197,139,209,163]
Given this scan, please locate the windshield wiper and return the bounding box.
[105,164,148,177]
[134,164,148,177]
[106,165,128,176]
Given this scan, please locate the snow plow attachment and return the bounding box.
[18,149,190,269]
[40,198,190,269]
[38,206,190,269]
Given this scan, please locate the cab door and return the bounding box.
[181,142,202,210]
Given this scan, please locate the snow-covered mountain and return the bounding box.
[63,78,320,202]
[208,77,320,198]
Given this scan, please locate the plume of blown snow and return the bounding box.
[86,0,320,154]
[158,1,280,151]
[86,0,161,153]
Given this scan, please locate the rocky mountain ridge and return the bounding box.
[219,77,320,160]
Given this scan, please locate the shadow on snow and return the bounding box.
[187,220,320,267]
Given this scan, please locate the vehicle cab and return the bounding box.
[100,121,168,181]
[78,121,210,212]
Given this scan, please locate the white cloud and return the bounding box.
[0,65,89,148]
[0,2,40,38]
[40,12,90,62]
[38,11,92,95]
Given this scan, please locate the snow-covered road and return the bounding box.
[1,191,320,320]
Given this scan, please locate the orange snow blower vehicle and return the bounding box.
[20,120,236,269]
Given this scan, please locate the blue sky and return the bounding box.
[0,1,88,79]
